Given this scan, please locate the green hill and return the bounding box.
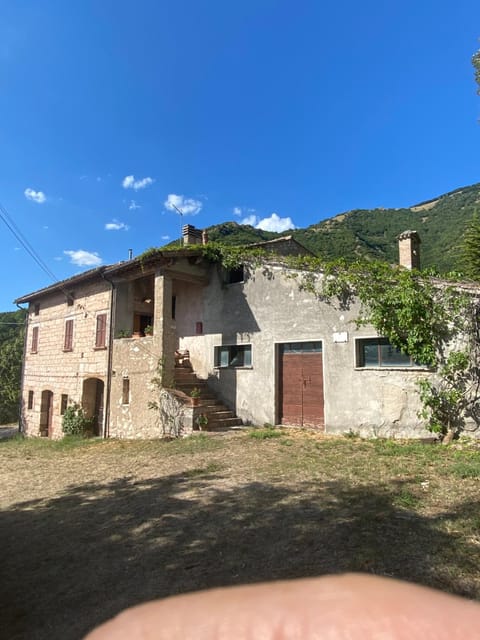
[205,183,480,272]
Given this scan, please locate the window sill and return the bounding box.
[214,366,253,370]
[355,366,431,372]
[63,348,73,353]
[94,346,107,351]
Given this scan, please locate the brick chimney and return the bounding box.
[182,224,202,245]
[398,230,421,270]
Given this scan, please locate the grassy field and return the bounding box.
[1,429,480,639]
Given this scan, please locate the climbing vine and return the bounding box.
[286,258,480,441]
[138,240,480,440]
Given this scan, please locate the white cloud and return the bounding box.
[105,220,129,231]
[164,193,202,216]
[241,214,258,226]
[64,250,102,267]
[233,206,242,216]
[122,175,154,190]
[128,199,141,210]
[24,188,46,203]
[241,212,296,233]
[161,235,170,240]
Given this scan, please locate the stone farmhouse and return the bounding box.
[15,227,434,439]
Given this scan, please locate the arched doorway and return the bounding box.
[82,378,105,436]
[40,390,54,437]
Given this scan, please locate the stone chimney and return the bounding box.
[398,230,421,270]
[182,224,202,245]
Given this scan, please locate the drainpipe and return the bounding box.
[101,272,116,439]
[15,303,28,435]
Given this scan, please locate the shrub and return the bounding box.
[62,403,93,436]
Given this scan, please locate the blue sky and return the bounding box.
[1,0,479,310]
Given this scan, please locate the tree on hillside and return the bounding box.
[461,212,480,280]
[473,47,480,94]
[0,333,24,424]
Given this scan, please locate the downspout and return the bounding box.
[15,303,28,435]
[101,272,116,439]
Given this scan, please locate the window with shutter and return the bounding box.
[95,314,107,348]
[64,319,74,351]
[31,326,39,353]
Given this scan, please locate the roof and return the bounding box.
[14,238,314,304]
[14,248,207,304]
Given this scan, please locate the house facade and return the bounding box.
[16,228,435,439]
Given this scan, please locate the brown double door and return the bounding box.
[279,342,324,429]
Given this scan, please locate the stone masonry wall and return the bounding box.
[21,280,111,438]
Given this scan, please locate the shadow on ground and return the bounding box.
[1,470,479,639]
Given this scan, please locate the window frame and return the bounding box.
[122,377,130,405]
[356,337,424,369]
[63,319,74,352]
[27,390,34,410]
[214,344,252,368]
[60,394,68,415]
[95,313,108,349]
[31,326,39,353]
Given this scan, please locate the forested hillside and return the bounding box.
[0,310,25,424]
[204,183,480,273]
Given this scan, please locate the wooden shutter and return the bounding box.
[64,319,74,351]
[96,314,107,348]
[31,326,39,352]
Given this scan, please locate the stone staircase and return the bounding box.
[174,359,243,432]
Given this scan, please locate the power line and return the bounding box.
[0,199,60,285]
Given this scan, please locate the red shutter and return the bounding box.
[31,326,39,353]
[96,314,107,348]
[64,319,74,351]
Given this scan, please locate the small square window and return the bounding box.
[214,344,251,368]
[225,266,244,284]
[34,303,40,316]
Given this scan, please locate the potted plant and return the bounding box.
[190,387,201,406]
[116,329,131,338]
[195,413,208,431]
[144,324,153,336]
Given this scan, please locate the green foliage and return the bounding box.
[62,403,93,436]
[460,212,480,280]
[248,427,282,439]
[0,310,25,424]
[417,351,473,440]
[473,48,480,95]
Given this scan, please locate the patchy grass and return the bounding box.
[248,427,283,439]
[1,431,480,640]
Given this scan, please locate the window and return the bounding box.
[196,321,203,335]
[34,303,40,316]
[282,341,322,353]
[27,390,34,410]
[31,326,39,353]
[172,296,176,320]
[214,344,252,368]
[357,338,420,368]
[67,293,74,306]
[122,377,130,404]
[95,313,107,348]
[225,266,244,284]
[64,319,74,351]
[60,394,68,415]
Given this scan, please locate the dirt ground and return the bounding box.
[1,430,479,640]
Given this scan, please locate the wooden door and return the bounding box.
[279,342,324,428]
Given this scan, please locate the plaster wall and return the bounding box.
[181,264,432,438]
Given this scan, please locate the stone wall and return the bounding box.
[21,280,111,438]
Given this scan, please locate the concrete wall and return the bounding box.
[181,263,433,438]
[21,280,111,438]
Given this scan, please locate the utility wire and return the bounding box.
[0,200,60,284]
